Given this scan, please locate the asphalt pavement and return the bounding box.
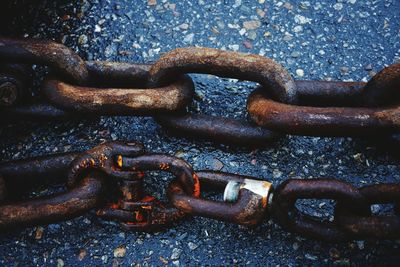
[1,0,400,266]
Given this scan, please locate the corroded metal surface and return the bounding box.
[295,80,366,107]
[0,103,70,120]
[168,171,272,226]
[148,47,297,103]
[67,141,145,186]
[247,87,400,136]
[362,63,400,106]
[0,38,88,83]
[155,113,279,146]
[0,38,399,242]
[271,179,368,242]
[0,142,399,241]
[0,171,105,230]
[1,38,400,141]
[0,63,31,107]
[85,61,150,87]
[0,151,79,181]
[42,74,194,115]
[120,154,200,197]
[334,184,400,239]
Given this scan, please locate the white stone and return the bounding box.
[294,14,311,24]
[333,3,343,11]
[296,69,304,77]
[183,33,194,44]
[293,25,303,33]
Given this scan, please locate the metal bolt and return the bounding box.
[0,81,18,106]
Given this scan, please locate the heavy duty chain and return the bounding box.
[0,37,399,241]
[0,141,399,242]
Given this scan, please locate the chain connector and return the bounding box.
[169,171,272,226]
[94,152,200,230]
[223,179,272,210]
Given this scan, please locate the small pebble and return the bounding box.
[364,64,373,71]
[179,23,189,30]
[291,51,300,58]
[333,3,343,11]
[243,20,261,30]
[293,26,303,33]
[296,69,305,77]
[57,259,64,267]
[243,40,253,49]
[171,248,182,260]
[78,34,88,45]
[113,246,126,258]
[35,227,44,240]
[188,242,199,250]
[78,249,87,261]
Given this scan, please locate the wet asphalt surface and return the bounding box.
[1,0,400,266]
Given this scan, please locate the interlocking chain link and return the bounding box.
[0,142,399,241]
[1,37,399,142]
[0,37,400,241]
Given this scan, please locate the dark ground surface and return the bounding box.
[1,0,400,266]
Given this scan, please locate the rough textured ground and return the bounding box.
[1,0,400,266]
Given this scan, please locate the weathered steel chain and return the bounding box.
[0,37,399,241]
[0,141,399,242]
[1,37,400,143]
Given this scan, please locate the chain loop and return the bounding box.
[148,47,297,103]
[0,38,399,240]
[247,64,400,136]
[0,151,104,229]
[168,171,272,226]
[362,63,400,107]
[271,179,369,242]
[0,171,105,230]
[67,141,145,186]
[247,86,400,136]
[148,47,296,144]
[0,143,398,240]
[334,184,400,239]
[42,62,195,115]
[0,63,31,107]
[0,37,88,83]
[156,114,279,146]
[2,38,400,141]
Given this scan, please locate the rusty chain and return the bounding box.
[0,141,399,242]
[2,37,400,142]
[0,37,399,241]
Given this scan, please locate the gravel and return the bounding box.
[1,0,400,266]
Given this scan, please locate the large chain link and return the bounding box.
[2,37,400,143]
[0,37,399,241]
[0,141,399,241]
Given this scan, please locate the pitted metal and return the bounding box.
[0,37,399,241]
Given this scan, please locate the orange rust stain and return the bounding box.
[159,163,170,170]
[126,221,148,226]
[99,154,108,167]
[262,196,268,209]
[192,173,201,197]
[117,155,123,168]
[136,171,145,178]
[134,211,144,222]
[141,195,155,202]
[110,203,119,209]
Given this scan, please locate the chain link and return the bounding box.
[0,37,400,241]
[0,142,399,241]
[1,37,400,141]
